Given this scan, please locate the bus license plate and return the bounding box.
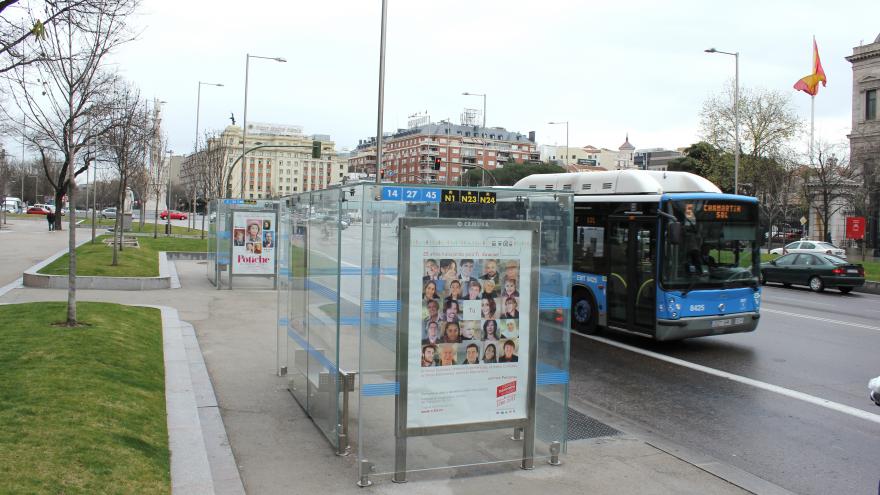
[712,319,732,328]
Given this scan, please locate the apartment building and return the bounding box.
[214,123,346,198]
[350,123,539,184]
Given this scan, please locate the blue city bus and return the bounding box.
[514,170,761,341]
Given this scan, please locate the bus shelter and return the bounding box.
[277,183,574,485]
[207,199,281,289]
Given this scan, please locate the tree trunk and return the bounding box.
[66,160,76,325]
[54,188,65,230]
[112,182,124,265]
[200,201,206,239]
[153,189,160,239]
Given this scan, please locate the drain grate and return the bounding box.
[565,406,620,440]
[536,400,621,441]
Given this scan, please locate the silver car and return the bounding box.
[100,207,117,219]
[769,240,847,259]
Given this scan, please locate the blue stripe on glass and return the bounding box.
[539,294,571,309]
[218,231,231,239]
[536,372,569,385]
[362,382,400,396]
[304,280,338,301]
[339,316,360,325]
[278,317,289,326]
[279,268,290,276]
[286,328,339,374]
[364,300,401,312]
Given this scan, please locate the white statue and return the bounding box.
[124,187,134,214]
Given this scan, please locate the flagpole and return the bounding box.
[810,94,815,165]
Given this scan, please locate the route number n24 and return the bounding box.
[689,304,705,312]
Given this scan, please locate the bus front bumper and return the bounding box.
[655,312,760,341]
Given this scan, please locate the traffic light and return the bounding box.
[433,156,442,170]
[311,140,322,159]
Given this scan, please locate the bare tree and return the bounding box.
[148,129,167,238]
[197,130,230,238]
[1,0,138,325]
[804,140,861,244]
[700,83,802,196]
[0,0,102,74]
[101,80,146,265]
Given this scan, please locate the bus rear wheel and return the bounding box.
[572,288,598,334]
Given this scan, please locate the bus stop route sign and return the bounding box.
[846,216,865,240]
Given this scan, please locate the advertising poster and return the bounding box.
[406,221,534,429]
[231,211,276,275]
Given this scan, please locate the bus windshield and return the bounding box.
[662,199,759,291]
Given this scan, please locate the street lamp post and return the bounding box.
[195,81,224,154]
[705,47,740,195]
[166,150,173,235]
[548,121,569,171]
[463,92,487,184]
[240,54,286,199]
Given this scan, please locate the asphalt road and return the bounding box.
[569,285,880,495]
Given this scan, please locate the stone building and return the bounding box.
[846,33,880,254]
[350,123,538,184]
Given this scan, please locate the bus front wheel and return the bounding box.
[572,288,598,334]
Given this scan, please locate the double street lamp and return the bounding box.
[548,121,570,171]
[240,54,286,198]
[705,47,740,195]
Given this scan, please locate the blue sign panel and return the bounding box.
[381,187,402,201]
[381,186,441,203]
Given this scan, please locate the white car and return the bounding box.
[770,240,847,259]
[101,207,117,219]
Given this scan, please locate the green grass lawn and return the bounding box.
[80,218,202,236]
[0,302,169,494]
[39,235,206,277]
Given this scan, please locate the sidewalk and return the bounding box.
[0,254,775,494]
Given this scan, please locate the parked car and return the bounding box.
[101,207,117,219]
[26,205,51,215]
[761,253,865,293]
[765,226,802,243]
[160,210,187,220]
[769,240,847,259]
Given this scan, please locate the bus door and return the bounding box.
[606,217,657,334]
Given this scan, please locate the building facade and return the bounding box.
[351,123,538,184]
[846,33,880,253]
[215,123,346,198]
[539,136,637,170]
[634,148,685,171]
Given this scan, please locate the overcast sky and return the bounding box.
[110,0,879,156]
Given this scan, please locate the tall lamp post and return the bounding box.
[240,54,286,199]
[548,121,569,171]
[462,92,487,184]
[166,150,173,235]
[195,81,224,153]
[705,47,740,195]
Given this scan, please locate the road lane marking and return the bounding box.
[584,334,880,426]
[761,308,880,333]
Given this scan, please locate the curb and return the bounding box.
[853,280,880,295]
[153,305,245,495]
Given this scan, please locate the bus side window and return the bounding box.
[575,225,606,274]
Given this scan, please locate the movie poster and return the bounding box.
[406,222,534,429]
[231,211,276,275]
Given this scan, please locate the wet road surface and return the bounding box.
[568,285,880,495]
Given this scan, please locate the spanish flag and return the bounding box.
[793,38,827,96]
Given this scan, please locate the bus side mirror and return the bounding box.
[667,222,682,245]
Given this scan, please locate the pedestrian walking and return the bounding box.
[46,210,55,231]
